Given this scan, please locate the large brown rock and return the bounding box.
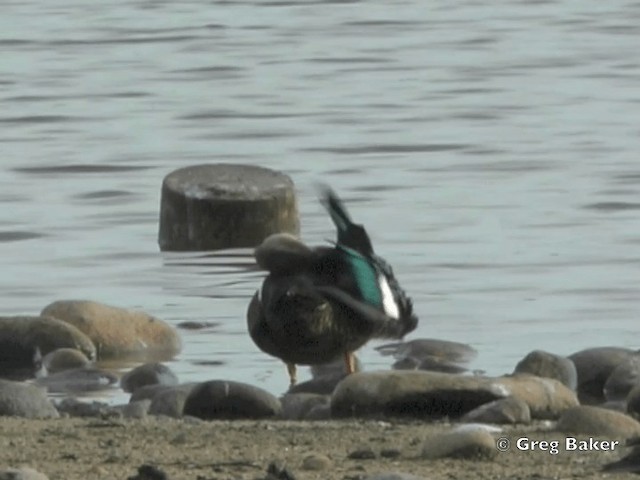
[604,355,640,402]
[158,164,299,251]
[558,405,640,438]
[514,350,577,390]
[421,427,497,459]
[569,347,636,404]
[460,396,531,425]
[494,374,579,420]
[0,379,59,419]
[330,370,505,418]
[627,385,640,419]
[41,300,181,360]
[0,316,95,377]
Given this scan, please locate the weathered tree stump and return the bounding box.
[158,164,299,251]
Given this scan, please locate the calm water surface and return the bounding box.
[1,0,640,401]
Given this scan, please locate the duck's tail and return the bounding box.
[318,185,374,256]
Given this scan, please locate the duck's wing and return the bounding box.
[246,291,286,359]
[315,285,409,339]
[318,185,374,256]
[370,252,418,334]
[325,246,418,337]
[317,185,418,336]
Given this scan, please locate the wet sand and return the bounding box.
[0,417,636,479]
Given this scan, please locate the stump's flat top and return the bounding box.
[164,164,294,200]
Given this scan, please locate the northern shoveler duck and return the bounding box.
[247,186,418,385]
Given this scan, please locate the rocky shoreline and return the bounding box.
[1,417,639,480]
[2,299,640,479]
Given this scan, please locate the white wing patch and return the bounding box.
[378,274,400,319]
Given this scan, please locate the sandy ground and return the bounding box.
[0,417,637,480]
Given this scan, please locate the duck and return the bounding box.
[247,186,418,385]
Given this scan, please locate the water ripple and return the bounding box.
[303,144,469,154]
[13,165,153,175]
[583,202,640,211]
[0,115,90,124]
[0,231,46,242]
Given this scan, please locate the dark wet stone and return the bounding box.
[568,346,635,404]
[390,357,421,370]
[120,363,179,393]
[41,300,181,360]
[0,467,50,480]
[112,400,151,419]
[289,373,347,395]
[0,316,95,378]
[38,348,91,375]
[183,380,281,420]
[379,449,401,459]
[331,371,505,418]
[422,427,497,459]
[306,403,331,420]
[128,383,196,418]
[558,405,640,437]
[280,393,330,420]
[601,400,627,413]
[55,398,111,418]
[392,355,468,374]
[494,373,578,420]
[0,379,58,419]
[36,367,117,393]
[130,384,174,403]
[376,338,477,364]
[158,164,299,251]
[348,447,377,460]
[461,396,531,425]
[127,464,169,480]
[604,355,640,402]
[148,384,197,418]
[514,350,577,390]
[602,439,640,473]
[264,461,297,480]
[627,385,640,419]
[310,355,362,378]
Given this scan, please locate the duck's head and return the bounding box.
[254,233,314,275]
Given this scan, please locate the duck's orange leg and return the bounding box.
[344,352,356,374]
[286,362,297,386]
